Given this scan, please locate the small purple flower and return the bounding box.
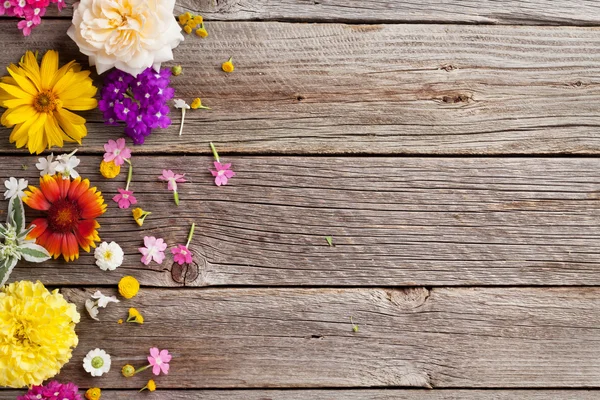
[17,380,82,400]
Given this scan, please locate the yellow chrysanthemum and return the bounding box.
[99,160,120,179]
[0,50,98,154]
[0,281,80,388]
[118,276,140,299]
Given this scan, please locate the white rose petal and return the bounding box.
[83,348,112,377]
[85,299,99,321]
[94,241,124,271]
[67,0,184,76]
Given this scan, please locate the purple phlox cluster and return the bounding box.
[2,0,66,36]
[17,380,82,400]
[99,67,174,145]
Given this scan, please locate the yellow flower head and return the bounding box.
[183,25,192,34]
[0,50,97,154]
[122,364,135,378]
[222,57,234,73]
[141,379,157,392]
[132,207,151,226]
[0,281,80,387]
[190,98,211,110]
[178,12,191,25]
[118,276,140,299]
[192,15,203,25]
[186,20,199,29]
[195,26,208,38]
[99,160,120,179]
[85,387,102,400]
[127,307,144,324]
[118,318,123,324]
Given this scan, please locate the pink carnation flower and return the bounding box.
[139,236,167,265]
[104,138,132,166]
[210,161,235,186]
[113,188,137,209]
[148,347,171,375]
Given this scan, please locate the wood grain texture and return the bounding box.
[2,389,600,399]
[1,21,600,155]
[17,0,600,25]
[5,155,600,287]
[17,287,600,388]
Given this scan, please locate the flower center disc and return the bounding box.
[47,199,80,233]
[33,90,59,113]
[91,356,104,369]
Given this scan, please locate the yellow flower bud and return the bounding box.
[183,25,192,34]
[122,364,136,378]
[193,15,203,24]
[85,388,101,400]
[222,57,234,73]
[171,65,183,76]
[99,160,120,179]
[132,207,151,226]
[127,307,144,324]
[140,379,157,392]
[118,276,140,299]
[178,12,192,25]
[195,27,208,38]
[190,98,210,110]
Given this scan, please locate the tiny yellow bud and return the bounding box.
[127,307,145,324]
[99,160,120,179]
[85,388,101,400]
[186,20,198,29]
[118,276,140,299]
[193,15,203,24]
[140,379,157,392]
[195,27,208,38]
[178,12,191,25]
[222,57,234,73]
[183,25,192,34]
[132,207,152,226]
[118,319,123,324]
[171,65,183,76]
[190,97,210,110]
[122,364,136,378]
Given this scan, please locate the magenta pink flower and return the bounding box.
[148,347,171,375]
[113,188,137,209]
[104,138,132,166]
[17,19,37,36]
[139,236,167,265]
[210,161,235,186]
[171,244,193,265]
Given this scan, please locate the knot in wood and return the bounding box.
[442,93,471,104]
[171,261,200,285]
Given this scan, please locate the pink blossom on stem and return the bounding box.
[171,244,193,265]
[159,169,186,192]
[103,138,131,166]
[210,161,235,186]
[139,236,167,265]
[113,188,137,209]
[148,348,171,375]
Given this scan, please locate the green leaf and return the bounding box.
[18,243,50,263]
[17,225,34,241]
[0,224,7,239]
[8,197,25,233]
[325,236,334,246]
[0,257,18,286]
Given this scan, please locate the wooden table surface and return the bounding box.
[2,1,600,399]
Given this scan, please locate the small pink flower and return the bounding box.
[11,0,26,16]
[148,348,171,375]
[0,0,15,16]
[104,138,131,166]
[113,188,137,209]
[139,236,167,265]
[210,161,235,186]
[171,244,193,265]
[24,5,45,24]
[17,18,36,36]
[159,169,186,192]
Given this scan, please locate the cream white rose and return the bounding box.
[67,0,184,76]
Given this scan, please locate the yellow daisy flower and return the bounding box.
[0,50,97,154]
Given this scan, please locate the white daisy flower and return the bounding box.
[94,241,124,271]
[55,152,81,180]
[35,153,59,176]
[3,177,28,200]
[83,348,111,377]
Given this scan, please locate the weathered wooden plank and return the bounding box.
[1,21,600,155]
[2,389,600,399]
[5,155,600,287]
[15,287,600,388]
[16,0,600,25]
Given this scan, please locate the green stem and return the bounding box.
[174,191,180,206]
[135,364,152,374]
[124,159,133,191]
[210,142,220,162]
[185,223,196,247]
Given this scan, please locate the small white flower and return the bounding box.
[83,348,111,377]
[36,153,59,176]
[3,177,28,200]
[55,152,81,180]
[85,299,99,321]
[174,99,190,110]
[92,290,120,308]
[94,241,124,271]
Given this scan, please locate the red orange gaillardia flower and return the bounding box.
[23,174,107,261]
